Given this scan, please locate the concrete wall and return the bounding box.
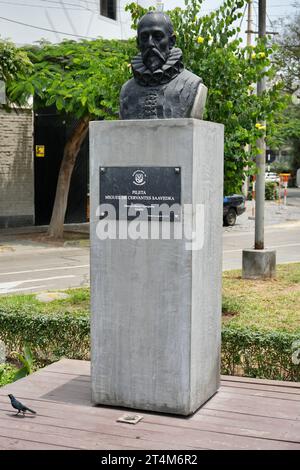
[0,108,34,228]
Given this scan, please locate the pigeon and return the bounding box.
[8,394,36,416]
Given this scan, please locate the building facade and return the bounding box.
[0,1,186,45]
[0,1,186,228]
[0,108,34,228]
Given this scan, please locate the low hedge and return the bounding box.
[0,309,299,381]
[265,181,278,201]
[222,326,300,381]
[0,309,90,365]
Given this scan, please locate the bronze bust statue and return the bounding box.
[120,11,207,120]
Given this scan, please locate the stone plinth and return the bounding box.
[90,119,224,415]
[242,248,276,279]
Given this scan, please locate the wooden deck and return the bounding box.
[0,359,299,450]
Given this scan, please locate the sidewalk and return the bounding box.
[1,200,300,248]
[0,222,89,237]
[0,223,89,254]
[223,199,300,233]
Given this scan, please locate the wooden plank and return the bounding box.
[221,375,300,389]
[221,380,300,396]
[0,406,298,450]
[44,359,90,376]
[191,409,300,443]
[0,436,73,450]
[4,379,299,423]
[217,385,300,401]
[0,360,299,450]
[0,394,299,450]
[0,371,92,406]
[0,416,195,451]
[203,392,300,420]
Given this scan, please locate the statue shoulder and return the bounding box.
[120,78,138,119]
[120,78,137,97]
[181,68,203,86]
[174,69,207,119]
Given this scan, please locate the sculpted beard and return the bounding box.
[142,47,167,72]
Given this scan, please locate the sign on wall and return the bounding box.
[99,166,181,221]
[35,145,45,157]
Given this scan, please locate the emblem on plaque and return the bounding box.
[133,170,147,186]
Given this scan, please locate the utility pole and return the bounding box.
[246,0,253,47]
[242,0,276,279]
[255,0,266,250]
[156,0,164,12]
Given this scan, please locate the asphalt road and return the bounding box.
[0,246,89,295]
[287,187,300,207]
[0,220,300,294]
[223,222,300,270]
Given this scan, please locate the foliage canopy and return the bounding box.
[127,0,284,193]
[4,0,287,194]
[7,38,136,120]
[0,38,31,83]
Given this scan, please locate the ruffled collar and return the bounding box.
[131,48,184,87]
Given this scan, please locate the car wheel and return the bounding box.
[224,208,237,226]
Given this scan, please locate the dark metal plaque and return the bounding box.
[99,166,181,221]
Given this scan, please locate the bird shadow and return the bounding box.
[6,412,36,419]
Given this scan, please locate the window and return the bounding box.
[100,0,117,20]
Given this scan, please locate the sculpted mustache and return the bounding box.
[142,47,166,62]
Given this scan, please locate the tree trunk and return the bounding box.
[47,116,90,239]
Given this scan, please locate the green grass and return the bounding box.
[0,288,90,317]
[223,263,300,333]
[0,263,299,334]
[0,363,18,387]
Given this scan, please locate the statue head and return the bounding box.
[137,12,176,72]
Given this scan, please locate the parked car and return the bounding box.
[265,172,280,183]
[223,195,246,226]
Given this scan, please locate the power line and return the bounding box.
[45,0,99,14]
[40,0,97,7]
[40,0,99,14]
[0,15,96,38]
[0,0,86,10]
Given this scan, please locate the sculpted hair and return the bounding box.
[137,11,175,38]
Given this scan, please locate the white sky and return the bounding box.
[0,0,299,45]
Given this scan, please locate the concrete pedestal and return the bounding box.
[90,119,224,415]
[242,249,276,279]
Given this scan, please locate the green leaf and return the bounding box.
[13,368,28,381]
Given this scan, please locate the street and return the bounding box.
[0,190,299,294]
[0,220,300,294]
[223,222,300,270]
[287,187,300,207]
[0,246,89,295]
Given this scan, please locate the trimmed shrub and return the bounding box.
[265,182,278,200]
[222,326,300,381]
[0,309,90,365]
[1,309,299,381]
